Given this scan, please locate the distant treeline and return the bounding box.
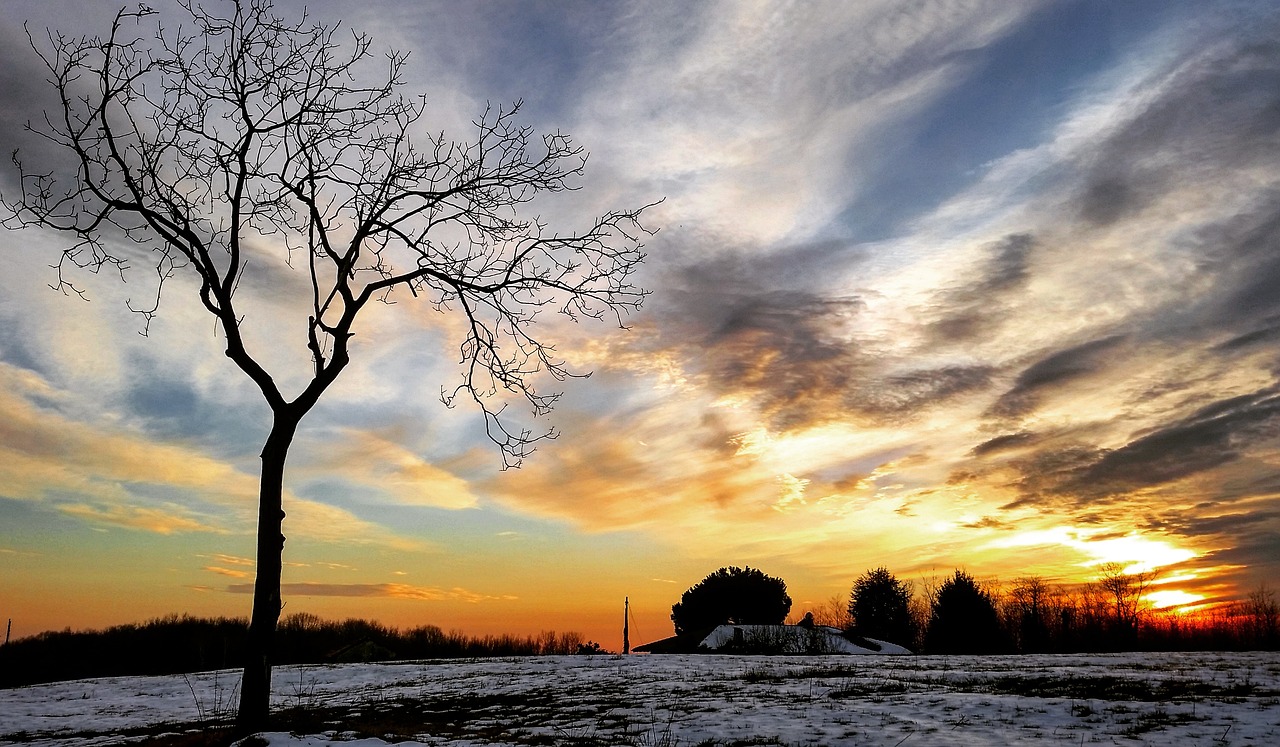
[0,613,599,688]
[814,566,1280,655]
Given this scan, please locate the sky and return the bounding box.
[2,0,1280,650]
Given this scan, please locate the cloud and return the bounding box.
[927,233,1036,344]
[648,244,995,433]
[1070,36,1280,229]
[203,565,251,579]
[986,335,1129,420]
[54,503,213,534]
[0,361,426,550]
[226,582,517,603]
[1058,388,1280,498]
[573,0,1036,242]
[970,431,1037,457]
[1198,530,1280,582]
[204,553,255,566]
[295,428,480,510]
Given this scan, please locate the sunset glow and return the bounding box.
[1147,590,1207,611]
[3,0,1280,650]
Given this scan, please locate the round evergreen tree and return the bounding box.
[671,566,792,635]
[924,570,1006,654]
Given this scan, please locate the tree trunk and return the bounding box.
[236,411,300,733]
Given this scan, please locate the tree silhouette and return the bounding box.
[671,567,792,636]
[848,567,914,646]
[1245,584,1280,649]
[1097,562,1155,648]
[924,570,1005,654]
[1007,576,1054,653]
[2,1,652,731]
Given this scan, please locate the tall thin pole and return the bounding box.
[4,619,10,646]
[623,597,630,655]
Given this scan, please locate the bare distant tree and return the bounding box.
[1005,576,1054,652]
[2,0,653,730]
[1097,562,1155,644]
[811,592,852,630]
[1245,584,1280,648]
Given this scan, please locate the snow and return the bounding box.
[696,624,913,654]
[2,651,1278,746]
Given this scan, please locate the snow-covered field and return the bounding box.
[3,651,1279,746]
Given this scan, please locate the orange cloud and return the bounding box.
[205,553,255,566]
[226,582,517,603]
[203,565,252,578]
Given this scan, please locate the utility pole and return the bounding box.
[4,619,10,646]
[623,597,630,655]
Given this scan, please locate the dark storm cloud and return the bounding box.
[986,335,1128,419]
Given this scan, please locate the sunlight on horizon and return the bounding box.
[1148,589,1207,611]
[991,525,1199,577]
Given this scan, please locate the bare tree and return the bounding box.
[2,1,653,730]
[1096,562,1155,646]
[1005,576,1054,652]
[810,592,852,630]
[1245,584,1280,648]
